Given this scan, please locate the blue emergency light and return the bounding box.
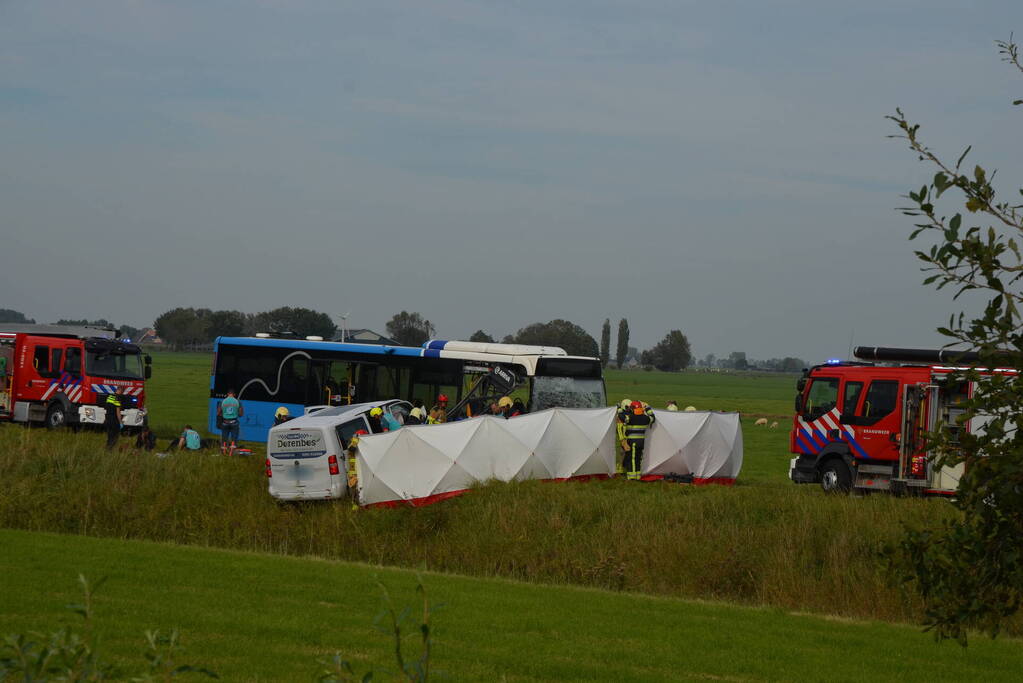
[826,358,842,365]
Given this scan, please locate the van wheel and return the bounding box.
[820,459,852,494]
[46,403,67,430]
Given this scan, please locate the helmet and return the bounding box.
[274,406,290,418]
[498,396,513,408]
[354,429,368,436]
[437,394,449,403]
[630,400,642,410]
[369,407,383,417]
[620,399,632,410]
[409,407,422,419]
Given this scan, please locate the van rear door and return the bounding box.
[268,425,336,499]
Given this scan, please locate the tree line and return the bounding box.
[3,306,802,373]
[153,307,337,349]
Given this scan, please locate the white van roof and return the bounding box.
[270,400,394,430]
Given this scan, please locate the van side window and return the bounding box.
[33,346,50,376]
[861,380,899,421]
[842,381,864,414]
[802,378,839,420]
[336,417,369,450]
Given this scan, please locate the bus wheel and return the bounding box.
[820,459,851,494]
[45,403,68,430]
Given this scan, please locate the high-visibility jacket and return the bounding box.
[105,394,121,424]
[624,412,654,441]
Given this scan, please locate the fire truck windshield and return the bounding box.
[86,350,144,380]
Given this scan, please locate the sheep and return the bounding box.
[769,421,779,429]
[754,418,768,426]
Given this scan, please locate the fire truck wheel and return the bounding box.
[819,459,852,494]
[45,402,68,430]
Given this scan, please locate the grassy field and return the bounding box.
[0,427,975,628]
[6,351,1013,675]
[3,529,1021,682]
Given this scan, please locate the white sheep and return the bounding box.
[754,418,768,427]
[769,421,779,429]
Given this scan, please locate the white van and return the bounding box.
[266,399,411,501]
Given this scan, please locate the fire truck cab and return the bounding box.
[0,324,151,430]
[788,346,999,496]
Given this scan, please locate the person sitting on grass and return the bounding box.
[134,425,157,452]
[176,425,202,451]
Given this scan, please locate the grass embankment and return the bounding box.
[0,428,973,629]
[3,529,1021,682]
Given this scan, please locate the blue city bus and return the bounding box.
[209,336,606,442]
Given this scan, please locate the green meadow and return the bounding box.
[3,529,1021,682]
[3,352,1018,679]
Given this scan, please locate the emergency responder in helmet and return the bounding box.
[367,406,385,433]
[622,399,655,480]
[498,395,521,418]
[428,394,449,424]
[615,398,633,474]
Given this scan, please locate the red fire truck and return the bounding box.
[0,324,151,430]
[788,346,1008,496]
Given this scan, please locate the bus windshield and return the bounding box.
[86,350,144,380]
[531,376,606,410]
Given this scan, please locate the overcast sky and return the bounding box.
[2,0,1021,362]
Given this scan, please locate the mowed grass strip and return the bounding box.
[2,529,1020,682]
[0,428,967,626]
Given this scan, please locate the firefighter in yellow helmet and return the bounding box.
[347,429,368,490]
[622,400,655,480]
[615,399,632,474]
[497,395,523,418]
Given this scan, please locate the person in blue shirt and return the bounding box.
[176,425,202,451]
[379,407,402,432]
[217,388,244,456]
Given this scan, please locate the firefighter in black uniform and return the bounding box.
[104,387,123,451]
[623,400,655,480]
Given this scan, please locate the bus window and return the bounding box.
[287,356,310,404]
[394,366,412,399]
